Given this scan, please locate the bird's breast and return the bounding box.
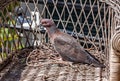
[50,34,58,44]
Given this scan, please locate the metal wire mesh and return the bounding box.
[0,0,119,81]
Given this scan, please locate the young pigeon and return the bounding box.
[41,19,105,68]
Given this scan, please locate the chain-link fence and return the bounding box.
[0,0,119,81]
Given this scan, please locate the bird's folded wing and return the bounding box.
[54,35,87,63]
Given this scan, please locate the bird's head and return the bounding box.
[41,19,58,36]
[41,19,56,28]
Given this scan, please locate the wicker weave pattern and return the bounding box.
[0,0,120,81]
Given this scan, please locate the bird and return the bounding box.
[41,19,105,68]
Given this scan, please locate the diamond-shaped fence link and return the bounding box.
[0,0,119,81]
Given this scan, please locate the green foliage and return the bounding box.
[0,1,20,60]
[0,27,18,46]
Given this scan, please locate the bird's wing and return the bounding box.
[53,33,88,63]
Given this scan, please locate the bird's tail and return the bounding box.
[85,50,105,68]
[90,59,105,68]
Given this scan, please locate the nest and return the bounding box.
[26,44,63,67]
[25,43,103,67]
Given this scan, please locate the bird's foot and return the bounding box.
[56,58,63,61]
